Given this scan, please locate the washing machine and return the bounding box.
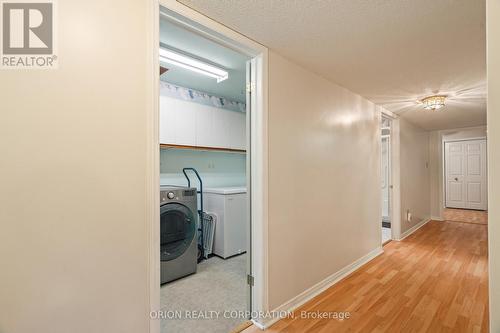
[160,186,198,284]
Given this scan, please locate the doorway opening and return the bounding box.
[443,138,488,223]
[381,116,392,244]
[444,139,488,211]
[152,4,268,333]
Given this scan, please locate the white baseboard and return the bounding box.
[251,319,266,330]
[395,218,431,241]
[431,216,444,221]
[254,246,383,329]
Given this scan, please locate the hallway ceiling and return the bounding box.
[179,0,486,130]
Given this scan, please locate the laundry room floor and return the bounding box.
[160,254,247,333]
[382,227,391,243]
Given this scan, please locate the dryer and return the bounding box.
[160,186,198,284]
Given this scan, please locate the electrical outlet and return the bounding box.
[406,209,412,222]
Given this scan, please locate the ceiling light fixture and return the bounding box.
[421,95,446,111]
[159,47,228,83]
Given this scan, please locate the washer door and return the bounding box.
[160,203,196,262]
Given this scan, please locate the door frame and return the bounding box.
[149,1,269,332]
[380,110,401,241]
[381,133,391,222]
[442,137,488,210]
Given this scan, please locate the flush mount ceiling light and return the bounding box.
[159,47,229,83]
[421,95,447,111]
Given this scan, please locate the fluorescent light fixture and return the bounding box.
[159,47,228,83]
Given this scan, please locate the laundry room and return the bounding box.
[158,8,251,333]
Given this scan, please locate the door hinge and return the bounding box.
[247,274,254,286]
[246,83,255,94]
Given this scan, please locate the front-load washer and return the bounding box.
[160,186,198,284]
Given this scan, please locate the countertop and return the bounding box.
[203,186,247,195]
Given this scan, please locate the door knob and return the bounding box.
[454,177,458,181]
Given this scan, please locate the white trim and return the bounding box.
[390,118,402,240]
[431,216,444,221]
[380,112,399,243]
[381,108,399,119]
[151,2,269,332]
[443,138,488,210]
[434,127,488,220]
[441,138,446,215]
[250,319,266,331]
[148,2,160,333]
[395,218,431,241]
[443,136,487,143]
[249,52,270,314]
[254,247,384,329]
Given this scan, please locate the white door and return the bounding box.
[445,139,487,210]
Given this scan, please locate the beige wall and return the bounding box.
[429,126,487,219]
[267,52,382,309]
[2,1,489,330]
[399,118,431,233]
[487,0,500,331]
[429,130,441,218]
[0,1,153,333]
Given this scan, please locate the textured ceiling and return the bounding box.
[179,0,486,130]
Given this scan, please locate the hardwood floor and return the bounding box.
[443,208,488,225]
[243,221,489,333]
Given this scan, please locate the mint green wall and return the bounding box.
[160,148,246,187]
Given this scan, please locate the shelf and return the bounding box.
[160,143,246,153]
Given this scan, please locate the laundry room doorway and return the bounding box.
[149,2,268,333]
[379,112,401,243]
[381,116,393,244]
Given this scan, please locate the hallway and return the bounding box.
[245,220,488,332]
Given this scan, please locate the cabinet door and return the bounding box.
[159,96,176,144]
[225,110,246,150]
[159,96,196,146]
[234,112,246,150]
[160,95,246,150]
[211,108,231,149]
[173,99,196,146]
[195,105,214,148]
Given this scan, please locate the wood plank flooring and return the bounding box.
[443,208,488,225]
[243,221,489,332]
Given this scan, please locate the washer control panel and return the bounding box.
[160,187,196,203]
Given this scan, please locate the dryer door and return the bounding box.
[160,203,196,262]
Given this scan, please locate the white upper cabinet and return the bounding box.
[159,96,176,144]
[195,104,214,147]
[160,95,246,151]
[224,109,246,150]
[159,96,196,146]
